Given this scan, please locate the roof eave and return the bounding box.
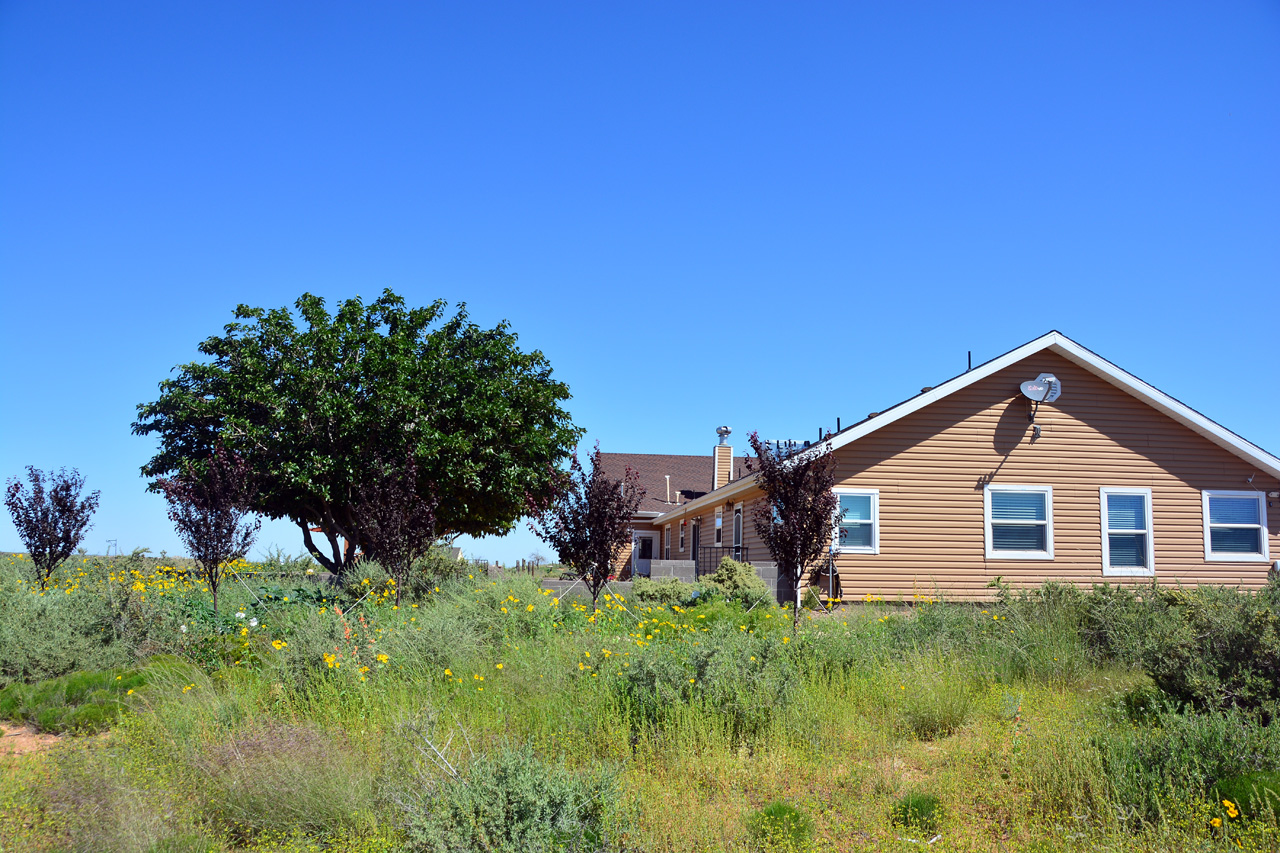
[660,331,1280,519]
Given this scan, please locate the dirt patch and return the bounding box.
[0,723,60,756]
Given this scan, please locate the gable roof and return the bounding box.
[597,452,750,515]
[651,330,1280,524]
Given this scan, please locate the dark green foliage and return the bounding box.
[615,622,799,744]
[134,290,581,576]
[0,668,144,733]
[1212,771,1280,824]
[631,576,695,606]
[397,744,619,853]
[1096,706,1280,825]
[891,791,943,834]
[1135,582,1280,717]
[745,801,815,851]
[703,557,773,608]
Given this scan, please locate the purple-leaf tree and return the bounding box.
[745,431,839,628]
[156,445,260,614]
[530,445,644,609]
[351,454,437,606]
[4,467,101,590]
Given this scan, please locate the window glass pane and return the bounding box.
[992,523,1046,551]
[1108,533,1146,567]
[1210,527,1262,554]
[840,522,873,549]
[1209,496,1260,526]
[991,491,1046,521]
[1107,494,1146,531]
[840,494,872,521]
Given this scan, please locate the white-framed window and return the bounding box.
[984,485,1053,560]
[679,520,686,552]
[833,488,879,554]
[732,503,743,559]
[1202,490,1269,561]
[714,507,723,546]
[1100,487,1154,576]
[663,525,671,561]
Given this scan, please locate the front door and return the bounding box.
[633,534,655,577]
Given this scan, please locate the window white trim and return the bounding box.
[1100,487,1154,577]
[663,525,671,561]
[833,488,880,555]
[984,484,1054,560]
[678,520,686,552]
[1202,490,1269,562]
[714,507,723,546]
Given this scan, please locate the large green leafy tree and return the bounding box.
[134,290,581,577]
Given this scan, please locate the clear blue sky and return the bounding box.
[2,1,1277,563]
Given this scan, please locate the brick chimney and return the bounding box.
[713,426,733,490]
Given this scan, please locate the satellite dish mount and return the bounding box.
[1019,373,1061,424]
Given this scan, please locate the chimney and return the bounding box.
[713,426,733,490]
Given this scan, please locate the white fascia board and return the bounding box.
[651,330,1280,523]
[650,475,760,526]
[820,332,1069,455]
[1044,336,1280,481]
[820,331,1280,482]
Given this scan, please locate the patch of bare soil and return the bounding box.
[0,723,60,756]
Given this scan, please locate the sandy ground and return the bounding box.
[0,723,59,756]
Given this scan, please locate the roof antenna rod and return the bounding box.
[968,350,972,371]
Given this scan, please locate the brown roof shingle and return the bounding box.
[597,452,750,514]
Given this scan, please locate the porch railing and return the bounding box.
[695,546,749,579]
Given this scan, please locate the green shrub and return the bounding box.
[615,622,799,744]
[898,658,975,740]
[703,558,772,607]
[745,801,815,852]
[401,544,471,599]
[396,743,620,853]
[1134,582,1280,717]
[891,791,943,834]
[1211,771,1280,824]
[0,570,138,685]
[1096,706,1280,825]
[632,576,694,606]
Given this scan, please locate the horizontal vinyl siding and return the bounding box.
[830,352,1278,601]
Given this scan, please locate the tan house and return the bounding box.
[604,332,1280,602]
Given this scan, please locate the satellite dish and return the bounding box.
[1020,373,1061,403]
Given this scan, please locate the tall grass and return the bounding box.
[3,553,1279,851]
